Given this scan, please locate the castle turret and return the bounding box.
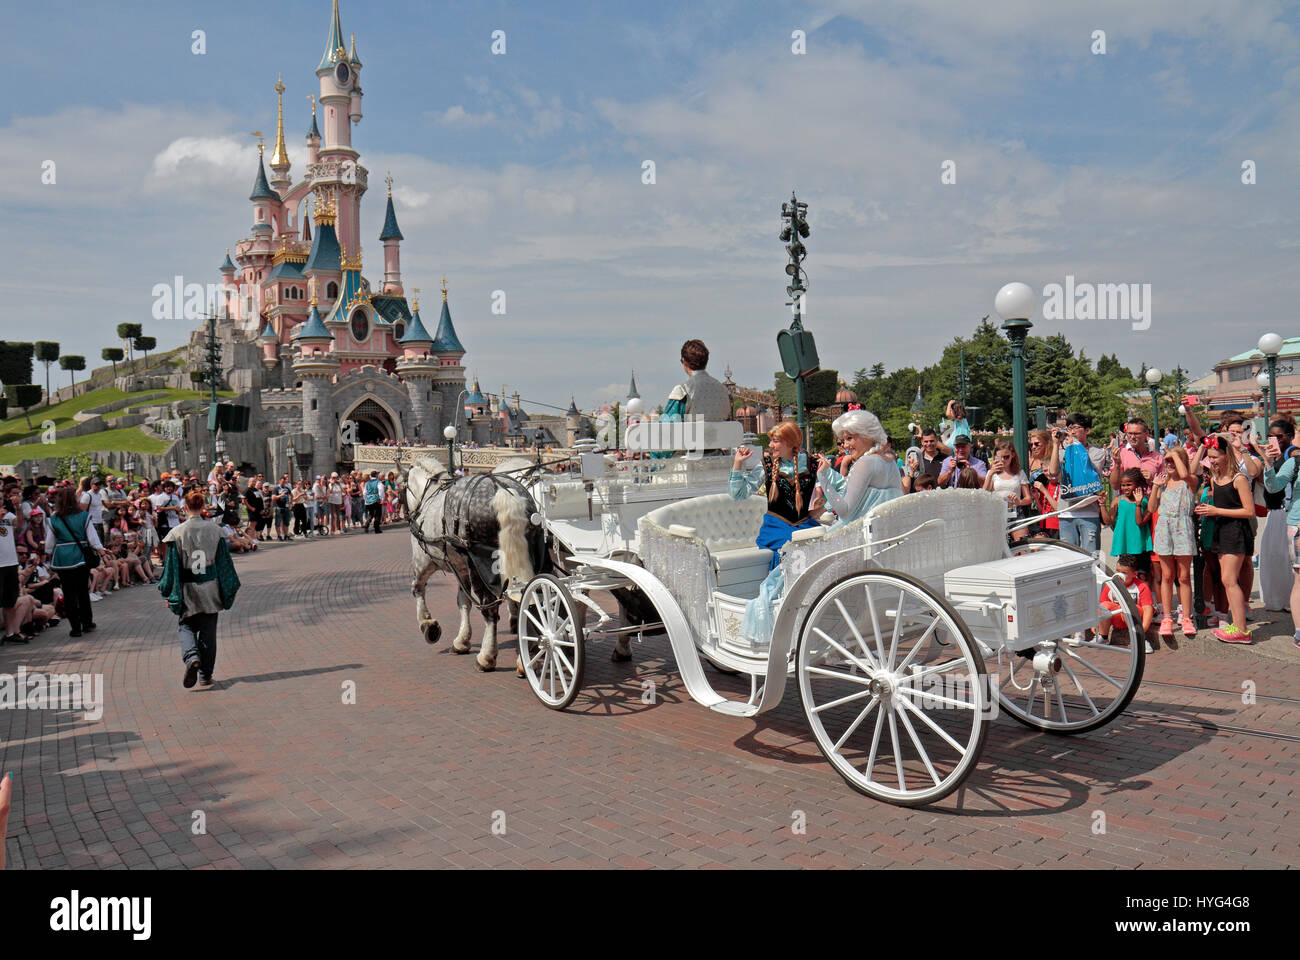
[305,95,321,165]
[249,143,279,236]
[379,174,404,295]
[395,293,440,443]
[565,396,581,446]
[292,298,339,476]
[259,320,279,375]
[430,279,467,436]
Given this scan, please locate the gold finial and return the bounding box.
[412,287,420,311]
[311,293,318,306]
[306,93,316,115]
[441,276,448,302]
[250,131,264,156]
[385,170,393,197]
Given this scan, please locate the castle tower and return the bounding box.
[430,279,467,436]
[395,293,441,443]
[466,376,493,446]
[249,141,279,238]
[218,249,236,319]
[305,95,321,165]
[292,297,340,476]
[315,0,365,259]
[259,320,279,375]
[379,173,404,295]
[565,396,581,447]
[269,74,292,196]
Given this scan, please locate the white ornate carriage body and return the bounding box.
[520,425,1145,805]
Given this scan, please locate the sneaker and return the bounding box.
[1180,615,1196,638]
[89,592,103,601]
[1245,607,1257,622]
[1159,617,1174,638]
[1144,639,1156,654]
[1213,625,1252,644]
[198,674,214,687]
[1293,631,1300,649]
[183,658,200,689]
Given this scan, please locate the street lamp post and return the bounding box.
[777,192,818,433]
[443,425,457,474]
[993,283,1037,469]
[1259,333,1283,419]
[286,440,296,483]
[1145,367,1163,440]
[1257,370,1271,418]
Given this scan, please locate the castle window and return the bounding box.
[394,322,405,340]
[311,398,317,410]
[326,281,338,300]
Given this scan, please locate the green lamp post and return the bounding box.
[994,282,1037,469]
[1259,333,1283,419]
[1145,367,1162,439]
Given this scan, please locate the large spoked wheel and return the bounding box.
[1003,539,1145,734]
[518,574,586,710]
[797,569,990,807]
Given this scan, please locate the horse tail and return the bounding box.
[492,485,534,586]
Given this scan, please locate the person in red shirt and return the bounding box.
[1098,556,1156,650]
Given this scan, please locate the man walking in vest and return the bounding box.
[158,489,241,689]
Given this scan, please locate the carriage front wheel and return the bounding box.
[797,569,990,806]
[518,574,586,710]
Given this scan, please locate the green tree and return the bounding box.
[102,347,124,379]
[134,335,157,369]
[869,362,886,379]
[117,323,143,363]
[11,384,42,429]
[59,355,86,395]
[0,341,34,390]
[773,369,838,409]
[34,341,59,406]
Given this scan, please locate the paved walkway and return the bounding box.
[1,531,1296,869]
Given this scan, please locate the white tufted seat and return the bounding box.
[641,494,773,598]
[864,489,1008,588]
[541,480,592,520]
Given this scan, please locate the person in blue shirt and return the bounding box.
[1261,419,1300,646]
[363,470,385,534]
[813,409,903,529]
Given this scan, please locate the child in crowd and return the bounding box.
[1193,435,1256,643]
[1097,556,1155,650]
[1101,467,1152,561]
[1149,446,1198,643]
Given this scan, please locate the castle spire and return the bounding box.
[318,0,347,71]
[270,74,290,169]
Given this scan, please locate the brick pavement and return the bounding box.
[1,530,1296,869]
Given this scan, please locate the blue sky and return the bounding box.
[4,0,1300,410]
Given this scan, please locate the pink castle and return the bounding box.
[213,0,469,476]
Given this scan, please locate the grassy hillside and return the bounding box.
[1,386,232,446]
[6,426,173,459]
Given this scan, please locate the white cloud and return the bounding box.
[435,105,498,126]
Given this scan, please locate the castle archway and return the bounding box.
[340,397,399,448]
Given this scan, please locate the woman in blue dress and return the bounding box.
[729,421,820,643]
[813,409,904,530]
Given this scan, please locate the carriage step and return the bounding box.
[710,701,759,718]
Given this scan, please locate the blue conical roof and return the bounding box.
[398,308,433,345]
[303,219,340,274]
[465,378,486,406]
[294,304,331,340]
[249,155,278,202]
[379,195,403,241]
[307,109,321,141]
[220,250,235,271]
[259,321,276,341]
[318,0,347,72]
[432,299,465,353]
[566,396,580,416]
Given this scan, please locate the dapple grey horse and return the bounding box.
[403,456,547,671]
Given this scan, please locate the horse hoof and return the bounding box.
[611,648,633,663]
[476,657,496,672]
[515,658,525,678]
[452,642,472,655]
[423,622,441,645]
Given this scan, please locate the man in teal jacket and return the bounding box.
[157,489,241,688]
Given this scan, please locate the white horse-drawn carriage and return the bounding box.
[515,421,1146,806]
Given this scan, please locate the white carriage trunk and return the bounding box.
[944,552,1098,653]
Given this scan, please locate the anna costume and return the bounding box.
[729,452,820,642]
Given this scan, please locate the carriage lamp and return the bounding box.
[1146,367,1164,432]
[994,281,1036,468]
[1259,332,1283,418]
[286,440,296,482]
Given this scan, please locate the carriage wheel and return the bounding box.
[1003,539,1145,734]
[518,574,586,710]
[797,569,989,806]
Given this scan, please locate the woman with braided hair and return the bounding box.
[729,421,820,643]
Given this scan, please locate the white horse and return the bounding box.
[403,456,545,671]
